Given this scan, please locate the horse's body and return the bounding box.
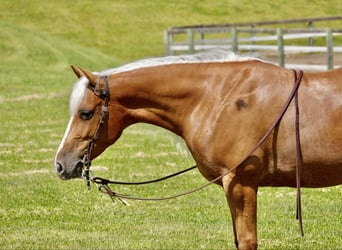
[54,51,342,249]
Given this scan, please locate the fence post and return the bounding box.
[307,21,313,46]
[277,28,285,67]
[326,29,333,70]
[164,30,171,56]
[231,27,238,53]
[199,31,205,46]
[251,24,256,53]
[187,29,195,54]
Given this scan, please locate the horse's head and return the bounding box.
[54,66,126,180]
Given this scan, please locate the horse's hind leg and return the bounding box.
[222,170,258,250]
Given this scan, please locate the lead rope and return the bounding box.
[294,70,304,236]
[92,165,197,186]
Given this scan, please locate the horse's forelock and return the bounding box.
[69,76,89,116]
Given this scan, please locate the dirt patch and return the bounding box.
[285,53,342,66]
[260,52,342,70]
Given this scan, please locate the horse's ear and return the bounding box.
[71,65,84,78]
[70,65,97,87]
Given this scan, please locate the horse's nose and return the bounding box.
[54,158,84,179]
[54,162,66,179]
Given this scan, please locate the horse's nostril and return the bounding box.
[55,162,64,174]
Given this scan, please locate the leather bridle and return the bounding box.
[81,76,110,190]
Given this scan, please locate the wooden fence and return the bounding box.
[164,16,342,71]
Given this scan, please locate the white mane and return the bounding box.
[99,50,260,76]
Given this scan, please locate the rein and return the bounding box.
[81,70,304,234]
[294,70,304,236]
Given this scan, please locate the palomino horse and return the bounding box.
[54,51,342,250]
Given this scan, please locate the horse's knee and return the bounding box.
[223,174,258,250]
[227,180,257,213]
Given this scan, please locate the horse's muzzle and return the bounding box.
[54,159,83,180]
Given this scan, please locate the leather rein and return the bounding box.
[81,70,304,236]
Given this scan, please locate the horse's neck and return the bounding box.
[114,64,203,136]
[113,62,268,137]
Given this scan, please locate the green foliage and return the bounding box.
[0,1,341,249]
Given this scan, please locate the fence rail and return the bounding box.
[164,16,342,71]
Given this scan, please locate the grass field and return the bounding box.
[1,1,342,249]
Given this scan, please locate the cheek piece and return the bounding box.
[81,76,110,189]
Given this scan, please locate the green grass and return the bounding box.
[1,1,342,249]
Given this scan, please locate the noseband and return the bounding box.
[81,76,110,189]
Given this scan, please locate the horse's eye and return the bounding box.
[79,110,94,120]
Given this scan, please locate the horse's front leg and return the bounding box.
[222,165,259,250]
